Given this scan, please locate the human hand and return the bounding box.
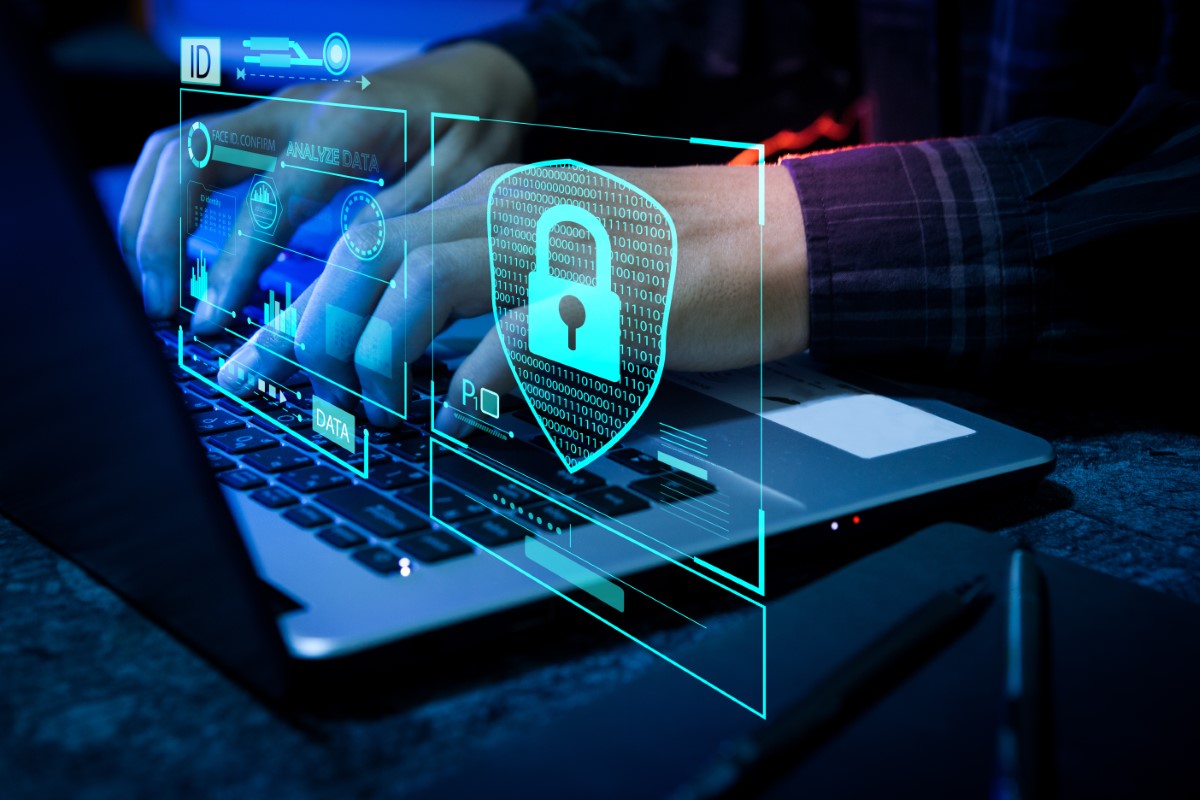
[119,41,535,333]
[217,163,808,435]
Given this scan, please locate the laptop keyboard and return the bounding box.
[155,323,715,579]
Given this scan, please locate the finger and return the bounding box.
[217,284,312,395]
[288,215,412,412]
[307,234,493,425]
[433,321,519,440]
[119,127,173,283]
[353,123,484,226]
[350,238,491,427]
[132,106,294,318]
[351,252,437,428]
[193,102,401,333]
[362,122,517,226]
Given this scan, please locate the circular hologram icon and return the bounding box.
[187,120,211,169]
[340,190,386,261]
[249,176,281,234]
[323,32,351,76]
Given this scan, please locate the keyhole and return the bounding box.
[559,295,586,350]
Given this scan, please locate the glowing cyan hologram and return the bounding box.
[248,176,280,233]
[179,326,373,480]
[488,160,678,473]
[187,120,211,169]
[179,87,412,478]
[189,252,209,301]
[242,33,350,76]
[181,38,220,87]
[527,204,621,382]
[187,183,236,253]
[340,190,386,261]
[430,119,770,717]
[264,282,297,338]
[313,395,356,453]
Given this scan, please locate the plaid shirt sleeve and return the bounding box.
[783,84,1200,369]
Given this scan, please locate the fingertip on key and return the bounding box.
[434,404,469,440]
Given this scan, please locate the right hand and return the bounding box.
[118,41,536,333]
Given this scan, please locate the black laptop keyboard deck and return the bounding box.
[157,323,716,579]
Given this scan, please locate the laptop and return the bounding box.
[0,29,1053,705]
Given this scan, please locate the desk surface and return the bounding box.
[2,383,1197,797]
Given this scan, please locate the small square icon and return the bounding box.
[181,38,221,86]
[480,388,501,419]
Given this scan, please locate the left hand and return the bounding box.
[218,163,810,434]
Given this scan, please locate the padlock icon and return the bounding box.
[527,203,622,382]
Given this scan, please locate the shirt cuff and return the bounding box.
[783,137,1039,368]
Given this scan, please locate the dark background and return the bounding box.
[1,1,1197,795]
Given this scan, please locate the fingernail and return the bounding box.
[141,272,166,318]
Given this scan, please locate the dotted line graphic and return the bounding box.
[245,72,354,83]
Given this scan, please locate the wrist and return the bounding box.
[764,165,810,358]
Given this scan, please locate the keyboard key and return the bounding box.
[459,515,529,548]
[205,450,236,472]
[577,486,650,517]
[192,410,245,435]
[315,485,428,538]
[217,397,255,417]
[250,486,299,509]
[351,545,406,574]
[242,446,314,474]
[492,480,542,508]
[435,441,604,499]
[369,449,395,466]
[250,416,312,438]
[318,525,367,550]
[363,428,412,447]
[258,404,309,428]
[466,438,604,494]
[398,482,487,524]
[607,448,670,475]
[187,360,218,378]
[283,505,333,528]
[217,469,267,491]
[528,502,581,533]
[396,528,473,563]
[279,465,350,493]
[187,380,221,398]
[388,436,447,465]
[208,428,279,454]
[365,462,425,490]
[180,391,213,413]
[629,472,717,504]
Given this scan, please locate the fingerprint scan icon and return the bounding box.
[249,176,280,234]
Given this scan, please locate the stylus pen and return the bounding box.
[994,549,1051,800]
[672,576,993,800]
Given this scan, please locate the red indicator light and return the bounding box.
[852,515,861,525]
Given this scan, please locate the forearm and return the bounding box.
[783,84,1200,369]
